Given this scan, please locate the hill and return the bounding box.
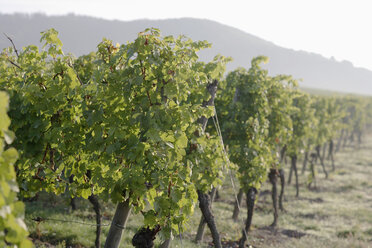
[1,13,371,95]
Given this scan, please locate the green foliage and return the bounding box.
[0,28,230,238]
[307,96,346,150]
[217,56,291,190]
[0,91,32,247]
[312,97,333,146]
[287,91,315,156]
[2,27,372,245]
[265,74,296,166]
[0,28,87,197]
[339,96,370,141]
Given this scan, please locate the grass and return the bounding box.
[24,134,372,247]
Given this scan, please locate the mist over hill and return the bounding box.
[1,13,371,95]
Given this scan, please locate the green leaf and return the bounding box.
[2,148,19,165]
[81,188,91,199]
[175,133,188,149]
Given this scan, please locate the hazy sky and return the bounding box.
[1,0,372,70]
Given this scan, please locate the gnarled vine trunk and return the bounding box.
[269,169,278,227]
[328,140,335,171]
[194,79,222,248]
[301,151,308,174]
[132,226,160,248]
[238,187,257,248]
[321,142,327,162]
[197,190,222,248]
[195,188,217,243]
[307,153,317,189]
[88,194,101,248]
[288,164,293,185]
[104,199,131,248]
[69,175,77,211]
[232,188,244,222]
[291,155,299,197]
[335,129,344,153]
[278,146,286,211]
[316,145,328,178]
[278,169,285,211]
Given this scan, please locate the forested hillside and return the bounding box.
[1,13,372,94]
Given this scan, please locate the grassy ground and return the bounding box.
[24,134,372,247]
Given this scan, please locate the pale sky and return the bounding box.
[1,0,372,70]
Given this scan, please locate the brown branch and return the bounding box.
[53,70,64,80]
[49,148,55,171]
[6,58,21,69]
[3,33,19,57]
[146,90,153,106]
[41,144,50,164]
[139,60,146,80]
